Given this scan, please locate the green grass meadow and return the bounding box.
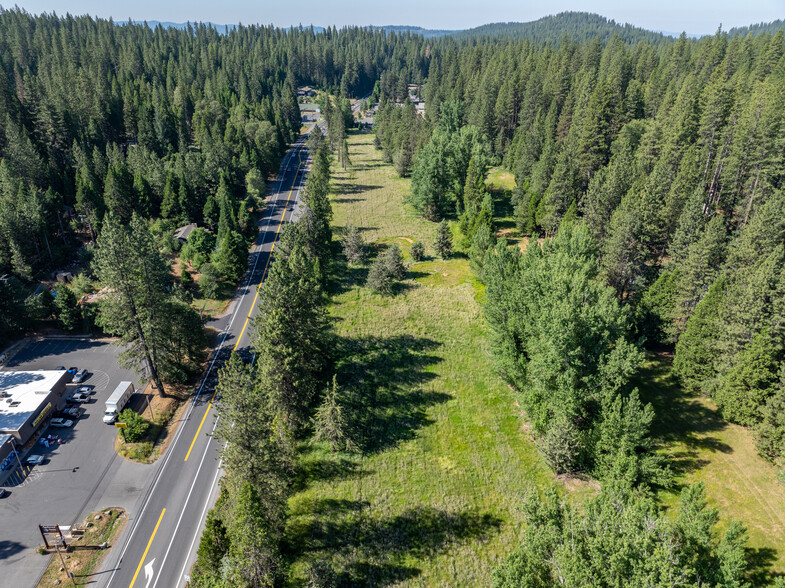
[284,133,569,586]
[284,131,785,585]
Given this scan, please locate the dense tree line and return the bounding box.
[494,482,751,587]
[390,26,785,465]
[372,24,784,584]
[191,137,341,588]
[0,9,433,292]
[483,224,669,486]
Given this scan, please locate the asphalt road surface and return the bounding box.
[0,339,140,587]
[96,132,311,588]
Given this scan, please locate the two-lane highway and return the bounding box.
[98,132,312,588]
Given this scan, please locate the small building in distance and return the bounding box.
[173,223,197,243]
[0,370,70,465]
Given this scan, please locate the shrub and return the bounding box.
[130,442,154,461]
[119,408,150,443]
[384,243,406,280]
[199,263,220,298]
[536,419,583,474]
[410,241,425,261]
[180,262,194,287]
[366,255,395,295]
[366,244,407,295]
[70,273,95,298]
[53,284,81,331]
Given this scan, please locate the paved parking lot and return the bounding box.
[0,337,144,587]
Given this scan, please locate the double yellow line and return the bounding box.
[182,145,304,463]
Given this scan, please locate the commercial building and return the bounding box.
[0,371,70,460]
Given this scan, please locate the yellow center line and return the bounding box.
[183,146,305,462]
[128,508,166,588]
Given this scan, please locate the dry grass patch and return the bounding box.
[115,379,192,463]
[36,508,126,587]
[485,167,517,193]
[638,354,785,576]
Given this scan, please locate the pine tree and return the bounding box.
[673,276,726,394]
[313,375,356,452]
[227,482,283,588]
[53,284,81,331]
[93,214,170,396]
[341,224,366,265]
[251,225,328,433]
[410,241,425,262]
[433,219,453,259]
[160,172,180,220]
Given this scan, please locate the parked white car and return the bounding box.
[50,418,74,428]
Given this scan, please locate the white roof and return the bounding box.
[0,371,66,433]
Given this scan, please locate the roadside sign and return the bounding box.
[115,422,127,429]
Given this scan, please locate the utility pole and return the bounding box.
[146,394,155,422]
[54,539,77,586]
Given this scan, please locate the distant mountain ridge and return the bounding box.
[126,12,784,43]
[727,19,785,37]
[371,25,455,38]
[451,12,669,43]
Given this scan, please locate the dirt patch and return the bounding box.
[36,508,127,587]
[114,380,192,463]
[555,473,601,494]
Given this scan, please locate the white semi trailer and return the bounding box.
[103,381,134,424]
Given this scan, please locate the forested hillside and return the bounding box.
[729,19,785,37]
[453,12,667,44]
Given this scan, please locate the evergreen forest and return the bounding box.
[1,6,785,586]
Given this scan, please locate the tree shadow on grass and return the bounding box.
[351,161,385,171]
[636,353,732,481]
[292,452,370,493]
[288,505,502,587]
[745,546,781,586]
[327,249,370,296]
[335,334,447,454]
[331,183,383,195]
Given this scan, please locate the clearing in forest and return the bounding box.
[284,132,576,585]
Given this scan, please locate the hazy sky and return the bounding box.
[11,0,785,34]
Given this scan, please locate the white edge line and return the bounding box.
[103,141,302,588]
[150,413,221,588]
